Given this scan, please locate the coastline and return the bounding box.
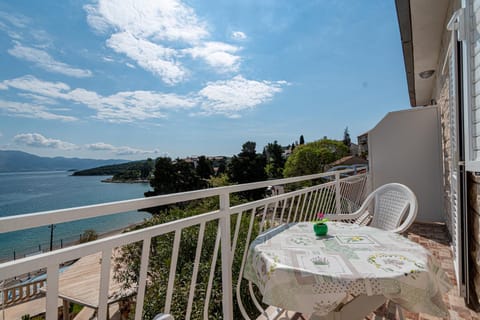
[96,220,145,238]
[101,178,149,184]
[2,219,149,287]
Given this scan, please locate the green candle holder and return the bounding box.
[313,222,328,236]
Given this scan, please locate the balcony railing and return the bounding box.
[0,170,368,320]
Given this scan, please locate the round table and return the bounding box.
[244,221,451,318]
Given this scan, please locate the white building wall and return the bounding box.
[368,106,444,222]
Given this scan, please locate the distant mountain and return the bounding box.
[0,150,129,172]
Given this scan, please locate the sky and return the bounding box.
[0,0,410,160]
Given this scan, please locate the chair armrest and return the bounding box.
[326,190,377,221]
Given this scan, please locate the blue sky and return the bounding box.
[0,0,409,160]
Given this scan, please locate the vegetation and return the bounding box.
[343,127,351,147]
[114,187,261,320]
[72,159,154,182]
[227,141,267,200]
[283,138,349,177]
[263,140,285,179]
[79,229,98,243]
[195,156,214,179]
[145,157,206,197]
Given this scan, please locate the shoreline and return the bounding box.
[1,219,149,288]
[96,220,145,238]
[101,178,149,184]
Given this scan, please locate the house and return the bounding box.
[349,143,359,156]
[392,0,480,307]
[326,155,368,169]
[357,132,368,157]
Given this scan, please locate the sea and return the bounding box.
[0,171,152,261]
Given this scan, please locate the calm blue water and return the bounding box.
[0,171,152,260]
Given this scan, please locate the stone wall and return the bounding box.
[433,0,455,237]
[468,173,480,301]
[437,75,452,237]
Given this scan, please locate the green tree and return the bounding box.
[283,138,349,177]
[343,127,351,147]
[216,159,226,176]
[174,159,205,192]
[147,157,176,195]
[227,141,267,199]
[299,135,305,145]
[195,156,214,179]
[141,158,154,179]
[264,140,285,179]
[146,157,205,197]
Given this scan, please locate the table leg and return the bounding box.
[310,295,386,320]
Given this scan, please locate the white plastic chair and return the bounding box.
[329,183,418,233]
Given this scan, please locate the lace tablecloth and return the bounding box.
[244,222,451,317]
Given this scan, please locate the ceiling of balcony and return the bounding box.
[396,0,451,106]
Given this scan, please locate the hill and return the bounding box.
[0,150,128,172]
[72,159,154,182]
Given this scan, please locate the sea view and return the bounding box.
[0,171,151,261]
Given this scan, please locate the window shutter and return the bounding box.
[447,13,463,292]
[464,0,480,171]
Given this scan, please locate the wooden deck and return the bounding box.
[56,251,133,309]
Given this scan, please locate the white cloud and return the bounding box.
[1,75,288,121]
[18,93,59,105]
[8,43,92,78]
[84,0,243,81]
[0,75,71,99]
[85,142,116,151]
[84,0,208,43]
[0,75,196,123]
[0,99,77,121]
[83,4,112,35]
[0,11,29,29]
[86,142,158,155]
[198,75,288,116]
[13,133,78,150]
[0,11,28,40]
[184,42,241,72]
[115,146,159,155]
[107,32,186,85]
[231,31,247,40]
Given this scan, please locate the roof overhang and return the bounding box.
[395,0,450,106]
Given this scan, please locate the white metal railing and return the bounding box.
[0,170,368,320]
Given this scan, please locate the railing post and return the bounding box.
[335,172,341,214]
[219,192,233,319]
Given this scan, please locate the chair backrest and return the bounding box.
[368,183,418,233]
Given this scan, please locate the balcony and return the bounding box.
[0,170,473,319]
